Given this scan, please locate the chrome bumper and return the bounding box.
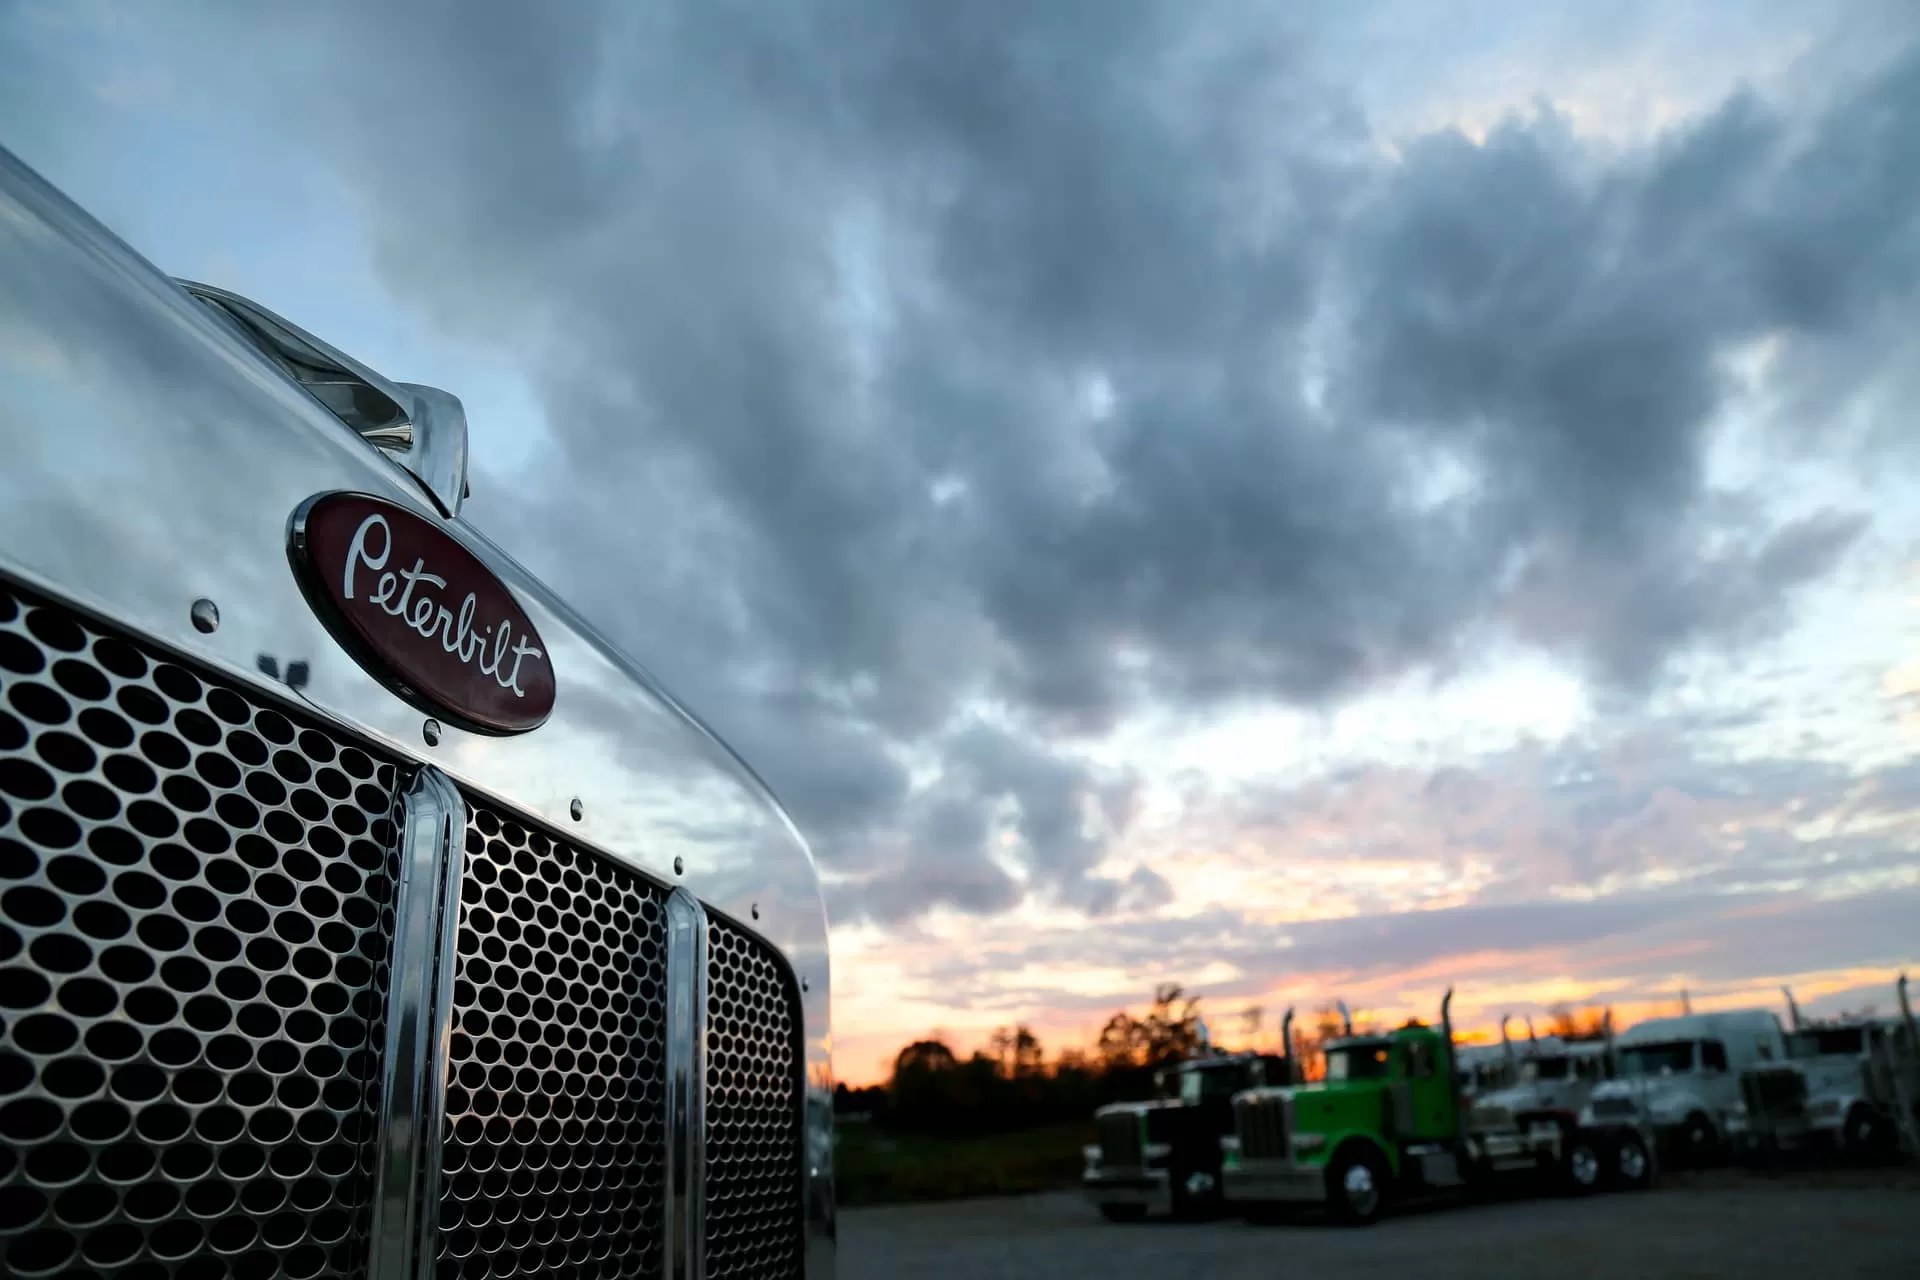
[1222,1159,1327,1204]
[1083,1168,1172,1216]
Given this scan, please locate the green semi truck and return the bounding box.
[1221,989,1655,1224]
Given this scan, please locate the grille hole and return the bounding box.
[14,1014,78,1055]
[56,977,116,1018]
[173,1067,223,1106]
[151,662,203,702]
[8,682,72,725]
[133,1104,190,1145]
[206,1035,253,1071]
[219,1142,267,1179]
[47,1054,107,1100]
[70,1099,132,1142]
[23,1141,87,1185]
[276,1075,320,1109]
[176,707,222,746]
[0,758,55,800]
[49,658,110,702]
[2,1097,68,1144]
[83,1022,141,1061]
[0,967,51,1008]
[195,1106,243,1143]
[46,855,105,895]
[72,901,130,939]
[60,779,119,820]
[261,1041,302,1075]
[206,686,250,724]
[162,1142,215,1181]
[100,944,155,983]
[185,1178,235,1217]
[0,839,37,879]
[216,967,260,1001]
[150,1217,205,1261]
[172,884,218,921]
[160,955,211,992]
[3,885,65,927]
[194,926,241,961]
[78,707,135,749]
[82,1221,143,1266]
[227,729,268,766]
[135,915,188,951]
[111,1062,167,1102]
[90,826,144,866]
[151,843,200,880]
[228,1072,272,1107]
[125,987,178,1024]
[92,637,146,678]
[150,1027,199,1066]
[162,774,213,812]
[0,631,45,674]
[256,711,295,745]
[0,1052,31,1093]
[197,752,242,789]
[116,685,169,725]
[53,1184,116,1228]
[8,1227,77,1273]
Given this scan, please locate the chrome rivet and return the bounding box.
[422,719,443,746]
[801,977,810,993]
[673,856,684,876]
[751,903,760,920]
[190,598,220,634]
[569,798,584,821]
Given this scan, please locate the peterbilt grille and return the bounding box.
[438,803,669,1280]
[1234,1096,1288,1160]
[703,915,803,1280]
[1096,1111,1142,1168]
[0,582,401,1279]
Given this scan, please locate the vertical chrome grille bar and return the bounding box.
[368,766,466,1280]
[664,886,710,1280]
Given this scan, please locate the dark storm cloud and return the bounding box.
[150,2,1919,922]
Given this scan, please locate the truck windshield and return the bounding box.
[1620,1041,1695,1076]
[1794,1028,1866,1057]
[1522,1056,1572,1081]
[1177,1067,1245,1104]
[1324,1042,1394,1081]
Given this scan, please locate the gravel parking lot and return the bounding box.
[838,1171,1920,1279]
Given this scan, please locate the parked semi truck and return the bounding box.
[0,146,833,1278]
[1083,1017,1295,1221]
[1585,1008,1787,1165]
[1738,976,1920,1163]
[1222,991,1653,1224]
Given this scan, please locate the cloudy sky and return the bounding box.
[7,0,1919,1083]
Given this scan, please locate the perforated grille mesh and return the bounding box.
[702,916,802,1279]
[0,580,400,1279]
[436,805,668,1280]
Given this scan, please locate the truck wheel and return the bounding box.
[1563,1133,1602,1195]
[1680,1112,1718,1166]
[1843,1105,1891,1162]
[1610,1131,1653,1191]
[1099,1204,1148,1224]
[1327,1146,1388,1226]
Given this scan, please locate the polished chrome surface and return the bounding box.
[367,765,466,1280]
[0,577,403,1278]
[665,887,709,1280]
[174,280,471,521]
[0,143,834,1274]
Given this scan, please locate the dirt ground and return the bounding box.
[835,1168,1920,1279]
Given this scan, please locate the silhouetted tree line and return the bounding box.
[834,984,1211,1137]
[835,986,1621,1138]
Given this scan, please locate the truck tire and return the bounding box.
[1326,1145,1389,1226]
[1099,1203,1148,1224]
[1680,1112,1719,1166]
[1843,1105,1891,1162]
[1610,1130,1654,1191]
[1563,1131,1602,1195]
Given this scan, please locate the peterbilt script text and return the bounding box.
[342,511,545,696]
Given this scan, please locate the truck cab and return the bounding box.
[1083,1050,1292,1221]
[1586,1010,1787,1165]
[1225,992,1652,1224]
[1224,1014,1471,1224]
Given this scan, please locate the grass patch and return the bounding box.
[834,1120,1091,1206]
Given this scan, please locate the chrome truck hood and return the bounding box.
[0,145,833,1275]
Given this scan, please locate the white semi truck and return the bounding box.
[1585,1009,1788,1165]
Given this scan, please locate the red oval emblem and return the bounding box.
[288,491,555,735]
